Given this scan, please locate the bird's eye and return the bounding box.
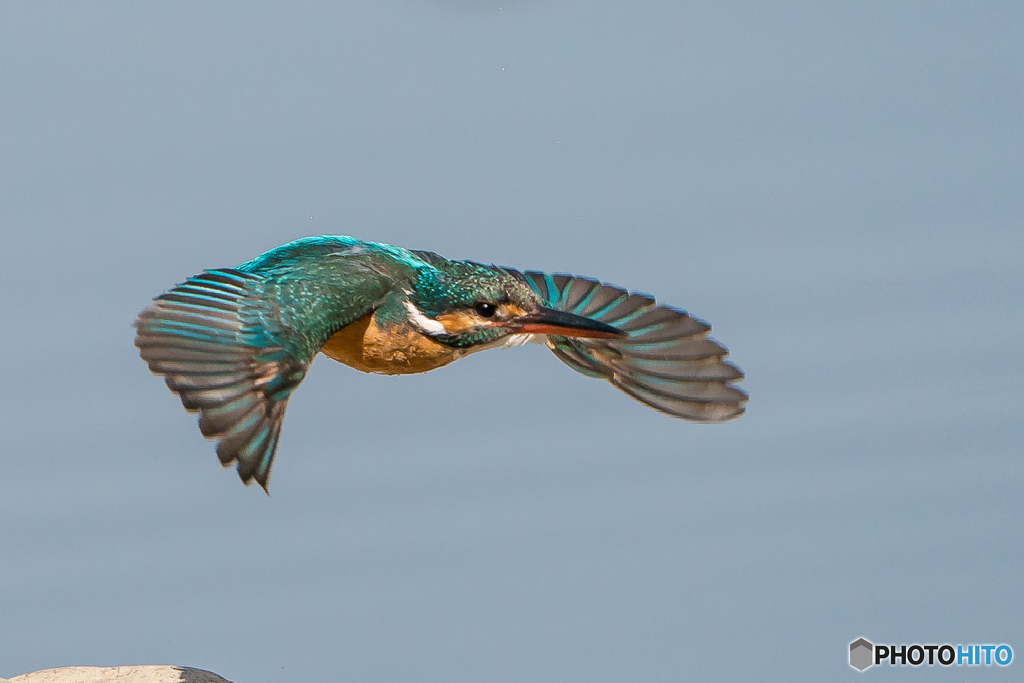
[474,302,497,318]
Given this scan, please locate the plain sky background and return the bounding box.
[1,2,1021,681]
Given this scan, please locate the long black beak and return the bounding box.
[508,307,628,339]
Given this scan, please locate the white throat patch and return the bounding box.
[502,333,537,348]
[403,300,446,335]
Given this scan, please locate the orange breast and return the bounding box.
[320,312,463,375]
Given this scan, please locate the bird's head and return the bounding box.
[405,259,627,349]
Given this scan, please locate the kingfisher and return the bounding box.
[135,236,746,490]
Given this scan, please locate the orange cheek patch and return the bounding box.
[499,303,528,318]
[434,311,480,334]
[436,304,529,333]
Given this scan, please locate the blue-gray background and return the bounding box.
[1,2,1021,681]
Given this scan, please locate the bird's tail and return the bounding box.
[522,271,747,422]
[134,269,307,490]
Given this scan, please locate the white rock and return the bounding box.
[2,667,232,683]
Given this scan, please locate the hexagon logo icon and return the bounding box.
[850,638,874,671]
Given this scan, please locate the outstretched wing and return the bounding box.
[135,269,309,490]
[522,271,747,422]
[137,239,402,489]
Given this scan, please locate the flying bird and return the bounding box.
[135,236,746,490]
